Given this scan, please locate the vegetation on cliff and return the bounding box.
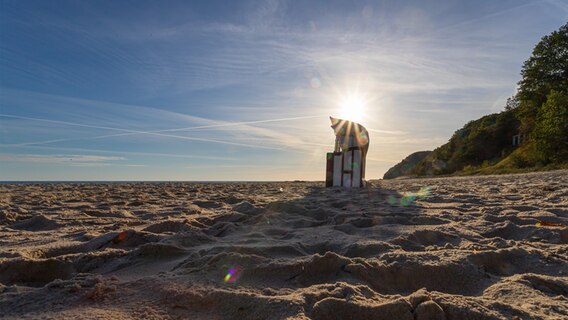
[382,151,432,179]
[384,23,568,178]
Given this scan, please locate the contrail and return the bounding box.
[0,113,322,150]
[366,128,407,135]
[92,115,322,139]
[1,113,402,155]
[0,113,286,150]
[0,145,238,161]
[5,138,73,147]
[434,0,546,33]
[544,0,568,13]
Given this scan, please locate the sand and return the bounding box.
[0,170,567,319]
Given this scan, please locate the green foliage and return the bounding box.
[517,22,568,132]
[382,151,431,179]
[390,23,568,178]
[411,111,519,176]
[532,90,568,163]
[514,23,568,167]
[504,95,519,111]
[509,149,531,168]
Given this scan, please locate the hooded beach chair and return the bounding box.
[326,117,369,187]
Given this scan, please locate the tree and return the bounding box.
[517,23,568,132]
[532,90,568,163]
[504,95,519,111]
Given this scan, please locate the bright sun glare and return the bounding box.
[339,94,366,122]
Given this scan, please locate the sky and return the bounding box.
[1,0,567,181]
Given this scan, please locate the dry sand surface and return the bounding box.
[1,170,567,319]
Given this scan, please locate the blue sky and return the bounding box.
[1,0,567,181]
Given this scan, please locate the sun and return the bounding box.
[339,94,366,122]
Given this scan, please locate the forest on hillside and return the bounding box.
[386,22,568,178]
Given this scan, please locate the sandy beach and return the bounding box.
[1,170,567,319]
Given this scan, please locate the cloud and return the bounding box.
[544,0,568,13]
[0,89,331,154]
[0,153,130,166]
[0,145,238,161]
[0,111,316,152]
[367,128,408,135]
[2,1,565,180]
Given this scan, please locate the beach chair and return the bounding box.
[326,117,369,188]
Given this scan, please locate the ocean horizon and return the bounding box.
[0,180,317,184]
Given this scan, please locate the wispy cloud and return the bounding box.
[0,145,237,161]
[1,91,296,160]
[0,111,326,154]
[545,0,568,13]
[0,153,139,167]
[1,1,565,180]
[0,89,330,154]
[367,128,408,135]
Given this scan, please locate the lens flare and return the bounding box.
[404,193,417,206]
[417,186,432,199]
[310,77,321,88]
[223,265,242,284]
[224,268,235,282]
[387,186,432,207]
[387,195,398,206]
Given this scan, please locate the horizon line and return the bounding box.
[0,180,328,184]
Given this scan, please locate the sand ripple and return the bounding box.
[1,171,567,319]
